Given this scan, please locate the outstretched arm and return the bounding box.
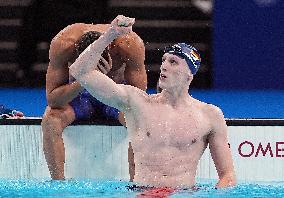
[69,15,135,111]
[207,105,236,188]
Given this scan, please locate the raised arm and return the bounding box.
[207,105,236,188]
[69,16,136,111]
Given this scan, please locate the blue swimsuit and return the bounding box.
[69,81,128,121]
[69,89,120,121]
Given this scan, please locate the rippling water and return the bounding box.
[0,179,283,197]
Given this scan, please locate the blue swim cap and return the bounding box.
[164,43,201,75]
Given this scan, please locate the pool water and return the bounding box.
[0,179,284,197]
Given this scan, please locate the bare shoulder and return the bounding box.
[125,84,148,97]
[51,23,87,43]
[49,23,89,68]
[206,104,224,117]
[201,102,227,134]
[193,98,225,124]
[112,31,145,60]
[123,84,149,103]
[114,31,144,49]
[204,103,224,119]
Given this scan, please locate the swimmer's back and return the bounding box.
[48,22,144,72]
[46,23,110,100]
[46,23,146,106]
[49,23,110,68]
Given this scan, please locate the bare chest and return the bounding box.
[133,105,210,150]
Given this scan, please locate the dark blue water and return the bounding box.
[0,179,283,197]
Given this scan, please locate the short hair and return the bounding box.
[74,31,109,63]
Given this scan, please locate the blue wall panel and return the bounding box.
[213,1,283,89]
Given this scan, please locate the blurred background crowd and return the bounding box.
[0,0,213,89]
[0,0,283,117]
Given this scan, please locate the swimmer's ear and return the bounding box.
[187,72,193,82]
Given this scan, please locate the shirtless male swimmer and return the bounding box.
[70,15,236,189]
[42,17,147,180]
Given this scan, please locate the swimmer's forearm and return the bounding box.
[73,69,129,111]
[47,81,83,108]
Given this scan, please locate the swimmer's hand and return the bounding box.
[97,54,112,75]
[110,15,135,37]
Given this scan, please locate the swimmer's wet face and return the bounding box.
[158,43,201,91]
[74,31,111,68]
[158,53,191,90]
[164,43,201,76]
